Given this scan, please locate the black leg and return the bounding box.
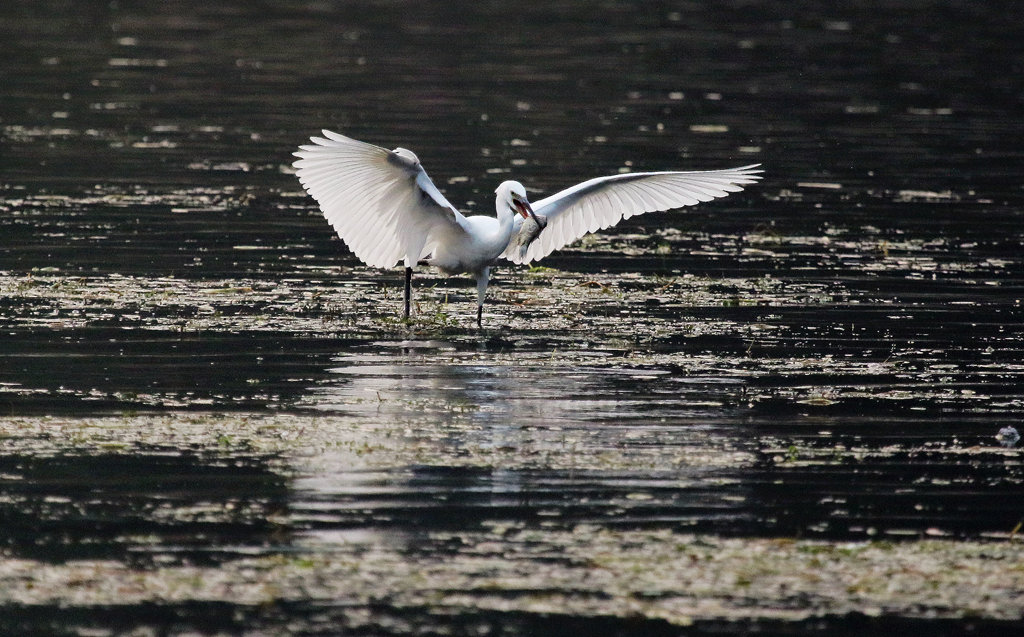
[474,268,490,328]
[404,267,412,319]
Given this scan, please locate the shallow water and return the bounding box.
[2,0,1024,634]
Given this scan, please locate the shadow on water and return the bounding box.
[1,604,1020,637]
[0,452,290,566]
[0,328,351,413]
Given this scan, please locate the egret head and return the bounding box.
[496,180,538,222]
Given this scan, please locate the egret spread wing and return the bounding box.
[293,130,468,269]
[505,165,763,264]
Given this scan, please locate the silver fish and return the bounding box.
[508,213,548,260]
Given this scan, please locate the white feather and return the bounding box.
[503,166,763,264]
[292,130,468,268]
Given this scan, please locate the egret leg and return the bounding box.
[404,267,412,319]
[475,267,490,328]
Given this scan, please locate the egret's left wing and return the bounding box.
[293,130,468,269]
[505,165,762,264]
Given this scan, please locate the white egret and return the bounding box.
[293,130,762,325]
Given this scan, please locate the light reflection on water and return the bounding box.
[308,351,683,425]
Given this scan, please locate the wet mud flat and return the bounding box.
[2,197,1024,635]
[0,408,1023,636]
[1,408,1023,636]
[2,153,1024,636]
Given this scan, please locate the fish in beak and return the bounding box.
[508,195,548,259]
[513,198,540,224]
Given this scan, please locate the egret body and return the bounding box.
[293,130,761,325]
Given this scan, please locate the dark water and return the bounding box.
[2,1,1024,635]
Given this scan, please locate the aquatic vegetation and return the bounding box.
[3,2,1024,633]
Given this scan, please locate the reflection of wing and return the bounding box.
[504,165,763,264]
[293,130,468,268]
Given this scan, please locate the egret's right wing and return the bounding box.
[293,130,468,268]
[507,165,762,264]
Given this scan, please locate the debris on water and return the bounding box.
[1,525,1024,626]
[996,426,1020,448]
[796,181,843,190]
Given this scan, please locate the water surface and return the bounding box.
[2,1,1023,635]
